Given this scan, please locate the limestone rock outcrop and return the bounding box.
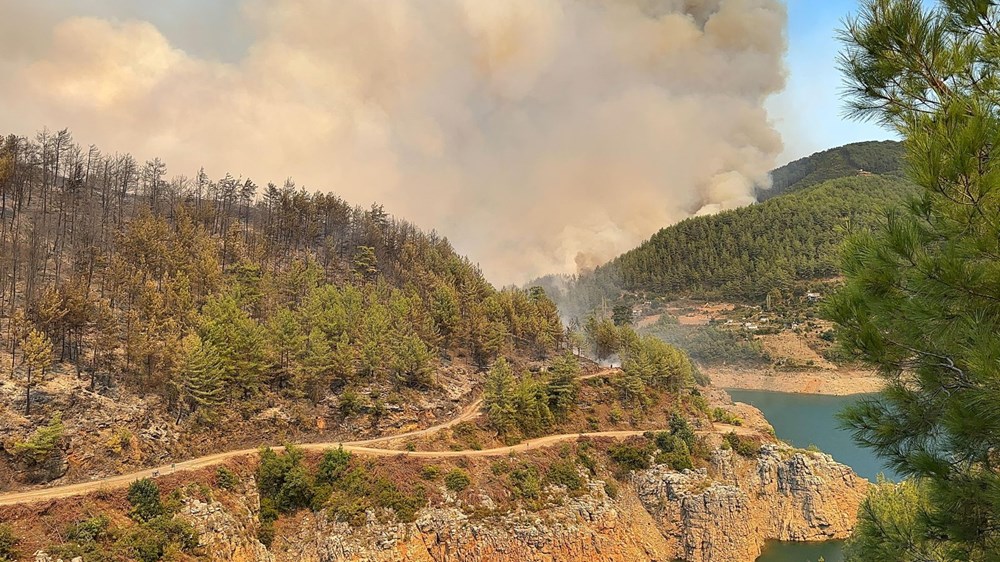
[633,445,869,562]
[173,444,867,562]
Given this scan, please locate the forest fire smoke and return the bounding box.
[0,0,787,285]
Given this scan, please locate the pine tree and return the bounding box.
[390,333,434,388]
[21,327,52,415]
[294,328,334,404]
[173,333,224,421]
[829,1,1000,558]
[200,294,269,398]
[546,352,580,416]
[266,308,305,389]
[483,357,517,435]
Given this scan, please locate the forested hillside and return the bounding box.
[0,129,562,432]
[539,168,918,317]
[759,140,903,200]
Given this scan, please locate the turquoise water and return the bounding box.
[726,389,896,482]
[726,389,895,562]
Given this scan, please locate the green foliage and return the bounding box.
[763,140,904,201]
[119,517,198,562]
[256,446,425,528]
[711,408,743,426]
[611,303,633,326]
[617,331,698,405]
[56,511,197,562]
[643,320,768,367]
[0,524,19,562]
[483,357,518,435]
[845,479,950,562]
[317,446,352,485]
[174,333,225,420]
[257,445,314,513]
[509,464,542,500]
[608,442,653,472]
[542,168,918,317]
[546,352,580,416]
[545,459,583,491]
[723,432,759,458]
[420,465,441,481]
[14,412,64,464]
[484,357,563,439]
[338,390,362,417]
[584,316,623,360]
[199,293,270,398]
[127,478,164,523]
[216,466,240,491]
[65,515,111,544]
[828,1,1000,557]
[0,136,570,416]
[444,468,471,492]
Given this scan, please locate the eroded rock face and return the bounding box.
[633,445,869,562]
[168,444,866,562]
[176,487,274,562]
[273,482,673,562]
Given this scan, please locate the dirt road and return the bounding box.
[3,368,742,507]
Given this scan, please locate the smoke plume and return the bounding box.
[0,0,786,285]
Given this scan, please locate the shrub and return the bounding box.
[65,515,111,544]
[106,426,134,455]
[444,468,471,492]
[119,517,198,562]
[372,479,426,522]
[339,390,362,417]
[0,524,20,562]
[608,443,652,471]
[546,459,583,491]
[257,445,314,512]
[669,414,696,448]
[317,447,352,485]
[276,464,315,512]
[608,405,624,424]
[711,407,743,426]
[14,413,64,464]
[603,481,619,500]
[510,465,542,499]
[420,465,441,480]
[216,466,240,491]
[724,432,760,458]
[257,520,275,547]
[127,479,164,522]
[653,433,694,470]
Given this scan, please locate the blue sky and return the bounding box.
[770,0,898,164]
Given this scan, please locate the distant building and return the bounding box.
[806,292,822,301]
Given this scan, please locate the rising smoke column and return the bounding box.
[0,0,786,285]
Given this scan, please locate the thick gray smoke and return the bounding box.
[0,0,786,285]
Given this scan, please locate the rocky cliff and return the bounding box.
[157,444,866,562]
[633,445,868,562]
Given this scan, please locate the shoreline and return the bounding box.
[705,366,884,396]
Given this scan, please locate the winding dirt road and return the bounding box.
[0,368,751,507]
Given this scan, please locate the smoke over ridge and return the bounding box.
[0,0,787,285]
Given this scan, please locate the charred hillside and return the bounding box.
[0,129,564,488]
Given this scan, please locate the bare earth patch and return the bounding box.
[704,366,884,396]
[757,331,838,370]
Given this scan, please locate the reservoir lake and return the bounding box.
[725,389,896,562]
